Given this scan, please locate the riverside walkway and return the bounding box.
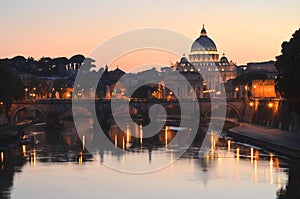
[228,123,300,159]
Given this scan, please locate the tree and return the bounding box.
[232,71,268,86]
[37,57,53,76]
[275,28,300,113]
[52,57,69,76]
[69,54,85,71]
[0,60,24,124]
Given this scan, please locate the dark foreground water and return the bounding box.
[0,121,298,199]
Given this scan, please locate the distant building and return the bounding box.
[165,25,238,98]
[239,61,280,99]
[242,61,278,79]
[188,25,238,97]
[251,79,277,98]
[169,57,204,98]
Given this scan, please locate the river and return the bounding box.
[0,120,298,199]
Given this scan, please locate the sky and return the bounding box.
[0,0,299,71]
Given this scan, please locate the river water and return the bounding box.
[0,120,297,199]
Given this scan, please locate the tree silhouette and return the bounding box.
[37,57,53,76]
[232,71,268,86]
[275,28,300,113]
[53,57,69,76]
[69,54,85,71]
[0,60,24,124]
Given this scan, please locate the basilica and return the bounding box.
[171,25,238,98]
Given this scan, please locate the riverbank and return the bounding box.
[0,127,19,147]
[228,123,300,159]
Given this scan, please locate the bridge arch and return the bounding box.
[203,103,242,122]
[10,106,47,124]
[59,106,94,121]
[112,105,139,116]
[129,102,193,117]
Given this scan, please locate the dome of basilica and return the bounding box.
[190,25,217,52]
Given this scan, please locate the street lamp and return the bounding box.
[235,87,239,98]
[249,101,254,123]
[268,102,273,108]
[24,88,29,100]
[253,85,256,98]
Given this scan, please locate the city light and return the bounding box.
[250,148,254,163]
[268,102,274,108]
[165,126,168,147]
[78,151,83,166]
[236,148,240,162]
[250,102,254,106]
[22,145,27,157]
[0,152,4,163]
[227,140,231,152]
[114,135,117,147]
[82,135,85,150]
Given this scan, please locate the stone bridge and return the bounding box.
[10,98,252,126]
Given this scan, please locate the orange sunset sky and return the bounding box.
[1,0,299,72]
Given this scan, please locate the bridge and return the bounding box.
[9,98,252,126]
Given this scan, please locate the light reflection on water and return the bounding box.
[0,121,297,199]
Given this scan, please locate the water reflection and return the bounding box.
[1,151,4,163]
[0,146,26,198]
[0,120,300,198]
[30,148,37,166]
[276,159,300,199]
